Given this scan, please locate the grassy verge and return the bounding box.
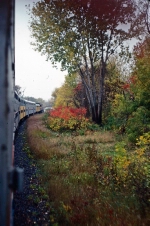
[26,114,149,226]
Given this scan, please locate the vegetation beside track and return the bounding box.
[26,114,149,226]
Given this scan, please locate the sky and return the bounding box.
[15,0,66,101]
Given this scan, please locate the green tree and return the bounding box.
[110,37,150,141]
[28,0,138,124]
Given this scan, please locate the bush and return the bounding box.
[126,106,150,142]
[47,106,91,132]
[113,133,150,216]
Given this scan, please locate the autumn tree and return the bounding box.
[102,56,126,124]
[132,37,150,113]
[52,72,85,108]
[28,0,138,124]
[54,85,74,107]
[73,82,87,108]
[51,87,59,106]
[110,36,150,140]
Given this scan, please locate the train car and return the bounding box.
[19,98,26,120]
[36,103,43,113]
[14,92,20,134]
[18,96,36,120]
[14,91,44,133]
[25,99,36,116]
[0,0,16,225]
[14,91,37,133]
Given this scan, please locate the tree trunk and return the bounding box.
[97,61,106,125]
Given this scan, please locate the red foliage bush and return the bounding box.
[50,106,87,121]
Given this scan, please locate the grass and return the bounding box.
[26,114,150,226]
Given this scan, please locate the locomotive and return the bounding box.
[0,1,42,225]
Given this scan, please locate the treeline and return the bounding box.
[51,38,150,142]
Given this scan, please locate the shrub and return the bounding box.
[27,115,150,225]
[113,132,150,216]
[126,106,150,142]
[47,106,91,132]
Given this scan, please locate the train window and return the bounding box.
[14,92,19,101]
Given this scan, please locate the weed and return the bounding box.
[26,114,150,225]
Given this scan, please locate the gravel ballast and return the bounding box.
[13,119,51,226]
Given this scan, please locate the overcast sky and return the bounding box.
[15,0,138,101]
[15,0,66,101]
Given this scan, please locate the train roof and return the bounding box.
[14,91,36,105]
[36,103,42,106]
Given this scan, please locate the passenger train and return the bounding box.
[14,91,43,137]
[0,1,42,225]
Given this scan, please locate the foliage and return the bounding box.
[51,88,59,105]
[53,73,80,108]
[113,132,150,215]
[102,55,127,124]
[54,85,74,108]
[28,0,138,124]
[73,82,89,111]
[26,115,150,225]
[126,106,150,142]
[47,106,91,132]
[53,73,90,115]
[108,37,150,142]
[25,1,150,223]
